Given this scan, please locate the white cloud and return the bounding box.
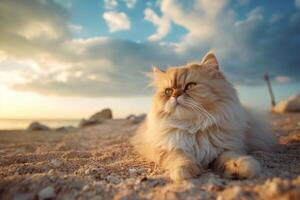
[18,21,61,40]
[144,8,171,41]
[54,71,69,83]
[102,11,131,32]
[0,58,41,86]
[1,0,300,98]
[157,0,229,52]
[275,76,291,84]
[0,51,7,62]
[68,24,83,32]
[104,0,118,10]
[123,0,137,8]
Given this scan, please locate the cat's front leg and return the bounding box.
[213,151,261,179]
[160,149,202,181]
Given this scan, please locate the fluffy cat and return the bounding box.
[132,52,277,181]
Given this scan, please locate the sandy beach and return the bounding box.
[0,113,300,200]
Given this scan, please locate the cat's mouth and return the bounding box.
[168,96,190,110]
[169,97,185,108]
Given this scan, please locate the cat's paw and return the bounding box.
[222,156,261,179]
[170,162,201,181]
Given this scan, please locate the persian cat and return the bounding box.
[132,52,277,181]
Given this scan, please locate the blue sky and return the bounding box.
[0,0,299,119]
[70,0,187,41]
[68,0,298,42]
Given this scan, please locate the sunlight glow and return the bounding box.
[0,86,151,119]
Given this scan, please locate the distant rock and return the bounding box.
[27,122,50,131]
[79,108,113,128]
[54,126,75,132]
[79,118,102,128]
[273,94,300,113]
[90,108,113,120]
[126,115,135,120]
[126,114,146,124]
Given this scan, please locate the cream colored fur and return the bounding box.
[132,51,277,181]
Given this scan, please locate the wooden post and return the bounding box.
[264,72,276,108]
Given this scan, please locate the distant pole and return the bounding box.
[264,72,276,108]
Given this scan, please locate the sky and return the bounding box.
[0,0,299,119]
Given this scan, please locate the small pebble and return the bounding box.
[38,186,55,200]
[268,181,282,196]
[146,179,160,187]
[93,181,105,186]
[231,186,243,197]
[106,175,121,184]
[81,185,91,192]
[50,159,62,168]
[129,168,137,177]
[207,184,224,192]
[85,167,104,175]
[125,178,136,185]
[47,169,55,175]
[85,169,91,175]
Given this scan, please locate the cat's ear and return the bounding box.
[152,66,165,77]
[147,66,165,87]
[201,51,219,70]
[152,66,165,74]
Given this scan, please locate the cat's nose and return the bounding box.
[172,89,183,98]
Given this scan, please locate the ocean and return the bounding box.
[0,119,80,130]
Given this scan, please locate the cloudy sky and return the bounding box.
[0,0,299,119]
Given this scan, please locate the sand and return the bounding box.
[0,113,300,200]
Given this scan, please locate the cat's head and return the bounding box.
[150,51,237,123]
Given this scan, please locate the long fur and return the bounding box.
[132,52,277,181]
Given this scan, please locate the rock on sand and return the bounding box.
[90,108,113,120]
[126,114,146,124]
[79,108,113,127]
[273,94,300,113]
[27,122,50,131]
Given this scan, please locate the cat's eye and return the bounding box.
[185,82,197,91]
[165,88,173,96]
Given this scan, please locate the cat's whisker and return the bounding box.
[198,107,219,130]
[181,101,210,125]
[182,97,220,130]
